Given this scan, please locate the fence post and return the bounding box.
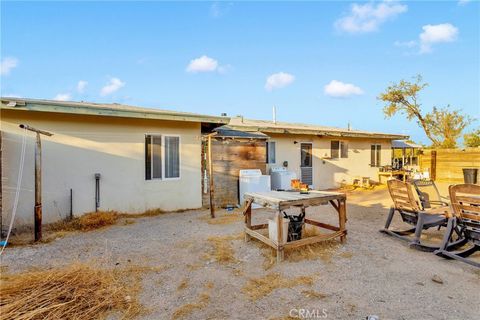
[430,150,437,181]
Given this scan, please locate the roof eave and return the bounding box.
[227,125,408,140]
[0,100,229,124]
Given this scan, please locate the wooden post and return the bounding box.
[276,210,284,262]
[430,150,437,181]
[19,124,53,242]
[208,134,215,218]
[244,199,252,242]
[338,199,347,243]
[34,133,42,241]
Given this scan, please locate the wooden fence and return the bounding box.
[419,148,480,183]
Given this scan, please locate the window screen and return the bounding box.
[331,141,348,159]
[266,141,276,164]
[165,136,180,178]
[371,144,382,167]
[331,141,339,159]
[301,143,312,167]
[145,135,180,180]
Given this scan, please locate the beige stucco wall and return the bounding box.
[1,109,202,226]
[266,133,392,189]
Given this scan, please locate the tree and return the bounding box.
[464,129,480,148]
[378,75,473,148]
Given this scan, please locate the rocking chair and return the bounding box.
[412,179,449,209]
[435,184,480,268]
[381,179,454,252]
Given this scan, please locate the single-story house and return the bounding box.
[1,98,228,226]
[1,97,407,228]
[226,116,407,190]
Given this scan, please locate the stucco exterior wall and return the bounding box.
[1,110,202,226]
[266,133,392,189]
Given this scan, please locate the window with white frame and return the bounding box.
[145,135,180,180]
[331,140,348,159]
[266,141,276,164]
[371,144,382,167]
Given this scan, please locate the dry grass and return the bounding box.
[49,211,119,232]
[177,278,189,291]
[301,290,329,299]
[118,208,165,219]
[200,209,244,225]
[0,263,142,320]
[171,292,210,319]
[259,226,340,269]
[242,273,314,300]
[205,233,243,264]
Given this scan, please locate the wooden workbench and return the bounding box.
[243,190,347,263]
[378,170,408,184]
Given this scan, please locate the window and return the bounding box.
[371,144,382,167]
[331,141,348,159]
[300,143,312,167]
[266,141,276,164]
[145,135,180,180]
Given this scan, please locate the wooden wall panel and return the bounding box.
[202,139,267,207]
[419,148,480,183]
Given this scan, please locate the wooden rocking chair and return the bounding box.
[381,179,454,252]
[435,184,480,268]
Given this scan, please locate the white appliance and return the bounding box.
[239,169,271,208]
[270,167,297,190]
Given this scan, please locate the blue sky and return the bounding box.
[1,1,479,144]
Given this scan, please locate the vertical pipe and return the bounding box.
[70,188,73,220]
[208,135,215,218]
[34,133,42,241]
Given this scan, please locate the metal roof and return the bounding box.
[227,116,408,140]
[214,125,269,139]
[392,140,422,148]
[0,97,230,124]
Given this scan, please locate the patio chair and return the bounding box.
[412,179,449,209]
[435,184,480,268]
[380,179,455,252]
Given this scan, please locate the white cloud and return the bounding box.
[53,93,71,101]
[324,80,364,98]
[186,55,220,73]
[265,72,295,91]
[419,23,458,53]
[210,2,233,18]
[77,80,88,93]
[335,1,407,34]
[100,77,125,96]
[394,40,417,48]
[0,57,19,76]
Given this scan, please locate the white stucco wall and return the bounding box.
[1,110,202,226]
[266,133,392,190]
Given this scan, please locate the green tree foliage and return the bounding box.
[378,75,473,148]
[464,129,480,148]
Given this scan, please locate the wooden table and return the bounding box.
[378,170,408,184]
[243,190,347,263]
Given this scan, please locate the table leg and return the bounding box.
[244,200,252,242]
[339,199,347,243]
[276,210,284,262]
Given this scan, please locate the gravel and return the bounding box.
[1,188,479,320]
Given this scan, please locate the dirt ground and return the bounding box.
[1,186,479,320]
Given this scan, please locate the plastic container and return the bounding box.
[268,218,289,244]
[463,168,478,184]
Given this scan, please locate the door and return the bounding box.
[300,143,313,186]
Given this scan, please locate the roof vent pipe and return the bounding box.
[272,105,277,124]
[347,122,351,131]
